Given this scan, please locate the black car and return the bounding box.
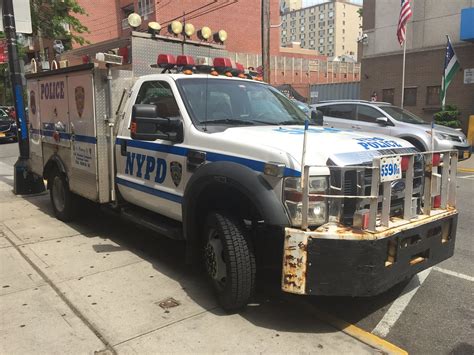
[0,108,18,142]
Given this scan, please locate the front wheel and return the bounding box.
[203,212,256,312]
[49,169,76,222]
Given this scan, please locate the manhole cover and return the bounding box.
[157,297,180,309]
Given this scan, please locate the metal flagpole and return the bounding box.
[401,39,407,109]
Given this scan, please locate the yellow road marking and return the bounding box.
[458,168,474,173]
[311,307,408,355]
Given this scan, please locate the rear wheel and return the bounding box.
[49,169,76,222]
[203,212,256,312]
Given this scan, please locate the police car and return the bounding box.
[25,50,459,312]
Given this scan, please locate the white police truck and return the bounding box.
[25,50,459,311]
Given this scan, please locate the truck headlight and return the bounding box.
[284,176,328,227]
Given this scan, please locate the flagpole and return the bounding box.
[401,39,407,109]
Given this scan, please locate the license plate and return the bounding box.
[0,133,5,137]
[380,156,402,182]
[463,151,470,159]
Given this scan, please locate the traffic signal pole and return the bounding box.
[2,0,45,194]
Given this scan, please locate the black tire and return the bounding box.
[203,212,256,312]
[49,169,76,222]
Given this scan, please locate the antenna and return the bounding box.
[204,46,211,132]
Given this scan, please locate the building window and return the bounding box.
[319,38,324,44]
[342,29,345,34]
[138,0,154,17]
[328,28,333,34]
[310,15,315,21]
[343,21,346,25]
[319,46,324,52]
[342,45,345,50]
[382,89,395,104]
[404,88,417,106]
[319,29,324,36]
[329,11,334,18]
[301,33,305,39]
[319,13,324,20]
[301,26,305,32]
[329,36,333,43]
[282,30,287,36]
[426,86,441,105]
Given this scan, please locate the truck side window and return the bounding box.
[135,81,182,119]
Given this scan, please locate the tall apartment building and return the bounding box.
[360,0,474,130]
[280,0,362,57]
[282,0,303,11]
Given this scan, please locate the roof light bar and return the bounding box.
[157,54,176,70]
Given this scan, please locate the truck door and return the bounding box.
[116,79,188,221]
[27,80,43,176]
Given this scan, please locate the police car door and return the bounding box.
[116,79,187,221]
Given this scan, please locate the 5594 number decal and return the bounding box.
[380,156,402,182]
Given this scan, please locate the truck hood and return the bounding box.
[212,125,414,169]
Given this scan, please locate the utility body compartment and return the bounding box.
[26,63,132,203]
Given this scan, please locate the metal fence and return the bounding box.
[309,81,360,104]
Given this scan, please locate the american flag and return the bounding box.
[397,0,413,46]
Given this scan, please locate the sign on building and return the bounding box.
[464,68,474,85]
[0,0,32,34]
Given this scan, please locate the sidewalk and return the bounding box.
[0,169,379,354]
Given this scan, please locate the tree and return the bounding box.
[434,104,462,129]
[31,0,89,49]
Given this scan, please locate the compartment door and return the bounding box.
[67,72,99,201]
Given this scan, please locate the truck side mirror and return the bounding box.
[131,104,183,143]
[311,109,324,126]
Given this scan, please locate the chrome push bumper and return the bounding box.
[281,150,459,296]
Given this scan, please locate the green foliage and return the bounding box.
[434,105,462,129]
[357,8,363,29]
[31,0,89,48]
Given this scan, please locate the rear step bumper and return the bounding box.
[282,211,457,296]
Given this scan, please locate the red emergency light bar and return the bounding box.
[157,54,176,69]
[177,55,195,67]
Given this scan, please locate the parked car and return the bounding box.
[0,108,18,142]
[312,100,471,160]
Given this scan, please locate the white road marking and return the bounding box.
[372,268,432,338]
[458,175,474,180]
[433,267,474,282]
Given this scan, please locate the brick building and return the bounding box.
[75,0,283,55]
[360,0,474,132]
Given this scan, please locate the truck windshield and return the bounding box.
[176,78,307,126]
[378,105,426,124]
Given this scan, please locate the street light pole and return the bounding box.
[261,0,270,83]
[2,0,45,194]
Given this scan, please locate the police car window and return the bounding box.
[326,104,355,120]
[135,81,181,118]
[357,105,383,123]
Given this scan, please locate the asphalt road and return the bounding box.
[1,140,473,354]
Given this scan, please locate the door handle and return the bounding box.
[120,140,127,156]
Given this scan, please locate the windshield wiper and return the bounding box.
[203,119,256,125]
[276,120,308,126]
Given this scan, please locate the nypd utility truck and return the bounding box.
[25,50,459,311]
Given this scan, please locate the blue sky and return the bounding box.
[303,0,363,6]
